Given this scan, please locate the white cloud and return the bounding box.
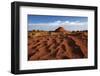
[49,20,62,26]
[28,20,87,31]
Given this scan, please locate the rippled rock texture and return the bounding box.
[28,27,88,61]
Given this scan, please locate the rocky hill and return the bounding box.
[55,27,67,32]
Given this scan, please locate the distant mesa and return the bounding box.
[55,27,69,32]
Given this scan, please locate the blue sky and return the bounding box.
[28,15,88,31]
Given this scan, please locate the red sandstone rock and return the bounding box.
[28,27,88,61]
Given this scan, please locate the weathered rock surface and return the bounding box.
[28,27,88,61]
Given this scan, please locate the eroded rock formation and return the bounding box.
[28,27,88,61]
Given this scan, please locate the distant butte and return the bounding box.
[55,27,66,32]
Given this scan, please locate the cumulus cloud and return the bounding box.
[49,20,62,26]
[28,20,87,31]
